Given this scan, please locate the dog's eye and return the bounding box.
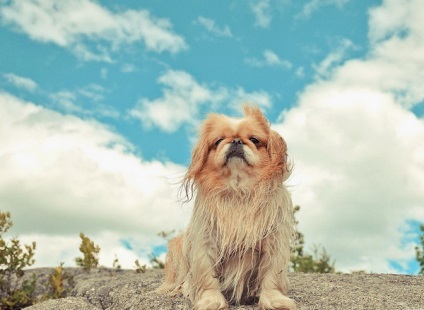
[249,137,260,145]
[214,138,224,147]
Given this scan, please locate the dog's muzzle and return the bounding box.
[226,139,246,162]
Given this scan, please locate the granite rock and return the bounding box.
[22,269,424,310]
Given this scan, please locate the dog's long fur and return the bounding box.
[158,106,296,310]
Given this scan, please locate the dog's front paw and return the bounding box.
[194,289,228,310]
[258,289,296,310]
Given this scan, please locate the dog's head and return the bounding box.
[183,105,290,196]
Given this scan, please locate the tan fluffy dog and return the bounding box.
[158,106,296,310]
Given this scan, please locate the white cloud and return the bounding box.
[3,72,38,92]
[245,49,292,69]
[276,87,424,273]
[72,43,113,63]
[100,68,108,79]
[19,232,160,268]
[77,84,107,103]
[49,85,118,118]
[49,90,81,113]
[357,0,424,108]
[275,0,424,273]
[231,88,272,110]
[308,1,424,110]
[129,70,213,133]
[313,38,355,78]
[196,16,233,37]
[367,0,423,44]
[295,66,305,79]
[0,0,187,61]
[296,0,350,20]
[251,0,272,28]
[264,50,286,66]
[121,63,137,73]
[129,70,274,133]
[0,91,190,267]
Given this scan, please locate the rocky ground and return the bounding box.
[16,268,424,310]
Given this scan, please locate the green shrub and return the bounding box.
[75,233,100,272]
[45,263,75,300]
[415,224,424,275]
[112,256,121,271]
[149,255,165,269]
[0,211,37,309]
[49,264,65,299]
[147,230,175,270]
[134,259,146,273]
[290,206,336,273]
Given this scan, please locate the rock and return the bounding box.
[23,297,99,310]
[23,269,424,310]
[68,270,187,310]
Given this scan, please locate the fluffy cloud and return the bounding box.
[232,88,272,110]
[130,70,273,133]
[2,72,38,92]
[19,232,159,268]
[196,16,233,38]
[0,0,187,61]
[276,86,424,273]
[129,70,213,133]
[275,0,424,273]
[245,49,292,69]
[49,84,118,118]
[0,91,190,267]
[312,38,355,78]
[296,0,350,19]
[251,0,272,28]
[300,0,424,109]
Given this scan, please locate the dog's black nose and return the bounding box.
[227,138,245,161]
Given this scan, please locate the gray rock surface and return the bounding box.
[23,269,424,310]
[24,297,99,310]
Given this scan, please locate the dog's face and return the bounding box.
[184,106,289,193]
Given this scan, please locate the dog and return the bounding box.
[157,106,296,310]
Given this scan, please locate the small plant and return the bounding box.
[147,230,175,270]
[75,233,100,272]
[149,254,165,269]
[290,206,336,273]
[47,263,67,299]
[112,255,121,271]
[157,230,175,240]
[0,211,37,309]
[134,259,146,273]
[291,244,336,273]
[40,263,75,302]
[2,274,37,310]
[415,224,424,275]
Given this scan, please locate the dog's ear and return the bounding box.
[186,138,208,181]
[182,116,216,200]
[267,130,290,178]
[182,137,208,200]
[243,105,270,133]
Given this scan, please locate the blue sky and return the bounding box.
[0,0,374,164]
[1,0,424,274]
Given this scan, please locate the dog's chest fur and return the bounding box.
[193,185,288,259]
[205,192,285,302]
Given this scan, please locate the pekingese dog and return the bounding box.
[158,106,296,310]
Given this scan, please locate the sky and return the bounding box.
[1,0,424,274]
